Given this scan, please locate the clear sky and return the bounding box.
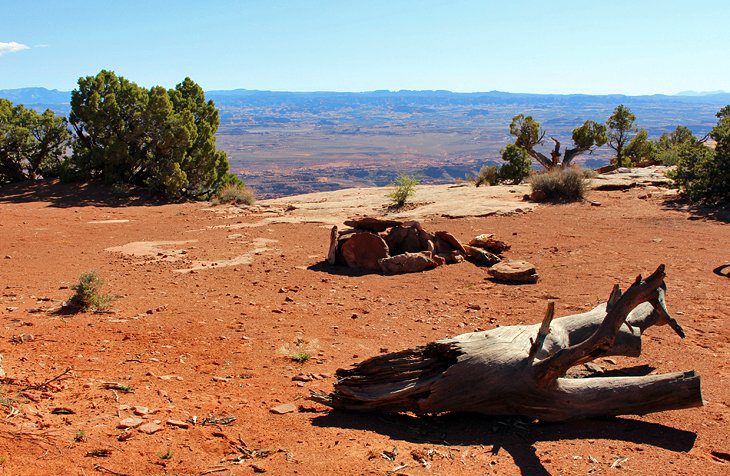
[1,0,728,94]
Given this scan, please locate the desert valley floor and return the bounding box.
[0,179,728,475]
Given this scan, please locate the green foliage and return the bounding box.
[214,182,256,205]
[624,129,655,163]
[717,105,730,120]
[0,98,70,183]
[67,270,113,312]
[606,104,637,167]
[572,120,607,149]
[654,126,698,165]
[475,165,499,187]
[530,168,588,202]
[290,352,311,363]
[67,70,231,199]
[509,114,543,151]
[158,448,173,460]
[499,144,531,183]
[388,174,419,207]
[672,108,730,204]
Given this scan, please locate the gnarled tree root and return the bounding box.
[312,265,703,421]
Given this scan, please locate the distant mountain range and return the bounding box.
[2,87,730,114]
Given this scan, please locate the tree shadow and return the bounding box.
[662,196,730,223]
[311,411,697,475]
[0,180,169,208]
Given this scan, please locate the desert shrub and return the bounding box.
[530,168,588,202]
[388,174,419,208]
[499,144,531,183]
[670,108,730,205]
[290,352,311,363]
[624,129,655,164]
[580,168,598,179]
[67,271,113,312]
[0,99,69,183]
[214,183,256,205]
[67,70,232,199]
[475,165,500,187]
[654,126,700,166]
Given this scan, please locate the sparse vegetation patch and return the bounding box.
[530,168,588,202]
[388,174,419,208]
[66,271,114,312]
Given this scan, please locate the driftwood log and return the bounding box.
[312,265,703,421]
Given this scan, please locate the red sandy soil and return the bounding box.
[0,181,728,475]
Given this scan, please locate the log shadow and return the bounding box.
[311,411,696,475]
[712,264,730,279]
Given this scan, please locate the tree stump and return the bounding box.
[488,259,539,283]
[312,265,702,421]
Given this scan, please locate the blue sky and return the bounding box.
[1,0,728,94]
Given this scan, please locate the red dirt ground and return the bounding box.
[0,181,728,475]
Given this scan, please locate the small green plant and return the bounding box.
[67,271,114,312]
[158,448,173,460]
[499,144,532,184]
[388,174,419,208]
[475,165,500,187]
[530,168,588,202]
[214,183,256,205]
[74,430,86,442]
[290,352,311,363]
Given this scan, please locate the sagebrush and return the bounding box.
[475,165,500,187]
[530,168,588,202]
[67,271,114,312]
[214,183,256,205]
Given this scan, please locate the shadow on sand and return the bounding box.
[0,180,169,208]
[662,196,730,223]
[312,411,696,475]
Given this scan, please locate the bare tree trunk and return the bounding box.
[312,266,703,422]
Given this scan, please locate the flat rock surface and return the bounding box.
[245,182,535,227]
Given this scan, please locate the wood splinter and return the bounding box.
[312,265,702,422]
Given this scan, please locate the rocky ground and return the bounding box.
[0,176,727,475]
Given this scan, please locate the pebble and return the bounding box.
[117,417,144,429]
[270,403,297,414]
[138,421,163,434]
[166,419,190,429]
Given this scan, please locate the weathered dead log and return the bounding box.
[312,265,703,421]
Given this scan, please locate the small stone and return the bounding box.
[166,419,190,429]
[530,189,547,202]
[4,255,11,259]
[251,463,267,473]
[467,304,481,311]
[590,201,602,206]
[469,234,511,254]
[270,403,297,414]
[133,406,150,416]
[137,422,163,434]
[117,417,144,429]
